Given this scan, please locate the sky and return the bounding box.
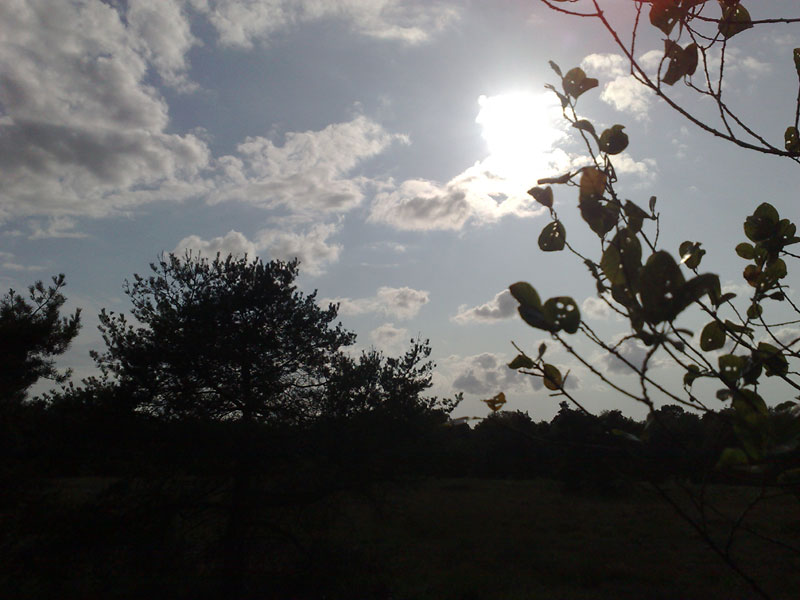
[3,0,799,421]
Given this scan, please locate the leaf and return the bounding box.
[599,125,629,155]
[538,172,572,185]
[649,195,657,213]
[718,354,746,384]
[543,296,581,334]
[639,251,685,323]
[528,186,553,208]
[723,319,753,338]
[623,200,650,233]
[735,242,755,259]
[482,391,506,412]
[508,354,535,370]
[719,4,753,39]
[649,0,683,36]
[579,167,606,201]
[786,126,800,154]
[679,240,705,269]
[683,364,703,387]
[744,203,779,242]
[538,220,567,252]
[717,447,749,469]
[509,282,542,310]
[700,321,726,351]
[713,292,737,306]
[601,228,642,287]
[518,305,556,332]
[756,342,789,376]
[746,303,763,319]
[542,363,563,390]
[548,60,563,77]
[662,41,699,85]
[562,67,599,99]
[573,119,597,137]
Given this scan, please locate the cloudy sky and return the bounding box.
[3,0,799,420]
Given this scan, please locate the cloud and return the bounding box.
[369,322,409,354]
[174,230,258,259]
[191,0,460,48]
[0,0,210,222]
[449,353,529,396]
[0,252,44,272]
[257,223,342,275]
[612,153,657,181]
[326,286,430,320]
[174,222,342,275]
[582,296,612,321]
[128,0,199,90]
[597,338,650,375]
[209,116,406,218]
[452,289,516,324]
[29,217,88,240]
[581,53,653,119]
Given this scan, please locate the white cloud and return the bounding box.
[0,252,44,272]
[128,0,199,90]
[29,217,88,240]
[210,116,406,218]
[0,0,210,222]
[581,53,653,119]
[174,229,258,259]
[452,289,516,324]
[612,153,657,181]
[192,0,460,48]
[449,353,530,396]
[581,296,612,321]
[326,286,430,320]
[369,322,409,354]
[174,222,342,275]
[257,222,342,275]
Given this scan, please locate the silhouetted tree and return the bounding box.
[92,253,355,424]
[0,274,81,403]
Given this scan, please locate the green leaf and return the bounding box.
[562,67,599,99]
[543,296,581,334]
[675,273,720,315]
[601,228,642,287]
[509,282,542,310]
[717,447,749,469]
[548,60,563,78]
[744,203,779,242]
[746,303,763,320]
[528,186,554,208]
[542,363,563,390]
[713,292,737,306]
[735,242,755,259]
[723,319,753,338]
[573,119,597,137]
[623,200,650,233]
[518,305,556,331]
[662,41,699,85]
[719,4,753,39]
[679,241,705,269]
[718,354,746,384]
[639,251,685,323]
[599,125,629,155]
[508,354,535,370]
[649,195,657,214]
[538,220,566,252]
[683,364,703,387]
[756,342,789,376]
[700,321,725,351]
[785,126,800,154]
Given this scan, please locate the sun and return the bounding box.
[475,91,568,187]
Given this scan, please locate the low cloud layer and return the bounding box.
[452,289,516,323]
[325,286,430,320]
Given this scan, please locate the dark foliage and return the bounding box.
[0,274,81,403]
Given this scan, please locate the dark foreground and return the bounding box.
[2,477,798,599]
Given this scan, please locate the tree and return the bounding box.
[498,65,800,598]
[0,274,81,403]
[538,0,800,161]
[92,253,355,423]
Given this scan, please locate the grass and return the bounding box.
[1,476,798,599]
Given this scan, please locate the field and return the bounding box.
[2,476,799,599]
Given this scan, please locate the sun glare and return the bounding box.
[475,92,568,188]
